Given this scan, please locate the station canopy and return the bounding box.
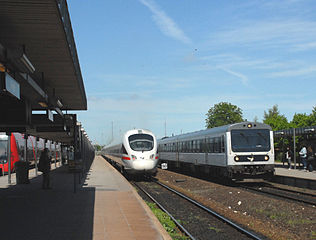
[274,126,316,138]
[0,0,87,144]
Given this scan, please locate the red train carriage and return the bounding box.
[0,134,19,174]
[0,133,60,175]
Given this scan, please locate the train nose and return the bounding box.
[132,159,156,170]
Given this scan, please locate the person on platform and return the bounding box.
[285,147,293,170]
[38,148,51,189]
[299,145,307,171]
[307,145,315,172]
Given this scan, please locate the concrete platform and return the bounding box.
[275,163,316,180]
[0,156,171,240]
[274,163,316,189]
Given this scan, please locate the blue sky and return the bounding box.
[67,0,316,145]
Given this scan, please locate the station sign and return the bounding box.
[0,72,20,99]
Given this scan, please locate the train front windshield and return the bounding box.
[0,140,8,163]
[128,134,154,151]
[231,129,271,152]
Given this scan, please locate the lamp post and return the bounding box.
[293,128,296,169]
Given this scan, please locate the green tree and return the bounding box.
[307,106,316,126]
[263,105,289,131]
[93,144,103,151]
[290,113,310,128]
[205,102,243,128]
[263,105,289,161]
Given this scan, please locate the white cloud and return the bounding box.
[292,42,316,51]
[268,65,316,78]
[139,0,191,44]
[207,20,316,50]
[217,67,248,86]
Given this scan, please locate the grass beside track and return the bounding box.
[146,201,189,240]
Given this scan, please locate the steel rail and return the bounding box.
[264,184,316,198]
[241,186,316,206]
[133,182,196,240]
[155,181,262,240]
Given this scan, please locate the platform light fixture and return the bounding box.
[38,101,48,108]
[56,99,63,108]
[20,53,35,73]
[304,128,315,132]
[0,63,5,72]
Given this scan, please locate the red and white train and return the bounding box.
[0,132,61,175]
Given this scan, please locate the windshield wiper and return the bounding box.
[257,132,267,142]
[239,132,249,143]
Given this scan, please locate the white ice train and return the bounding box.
[102,129,159,176]
[158,122,275,180]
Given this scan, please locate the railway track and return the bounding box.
[133,179,265,240]
[239,183,316,206]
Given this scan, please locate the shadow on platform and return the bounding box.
[0,166,95,240]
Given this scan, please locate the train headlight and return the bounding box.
[234,156,240,161]
[247,123,252,128]
[264,155,269,161]
[131,155,137,160]
[150,154,155,159]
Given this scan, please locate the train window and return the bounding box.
[208,138,214,153]
[121,145,128,154]
[214,137,220,153]
[0,139,8,164]
[128,134,154,151]
[194,140,198,152]
[231,129,270,152]
[192,140,196,152]
[204,139,208,153]
[197,139,201,152]
[199,139,203,152]
[196,140,199,152]
[221,135,225,153]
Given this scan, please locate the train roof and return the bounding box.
[102,129,156,150]
[158,122,272,143]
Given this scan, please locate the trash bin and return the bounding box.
[15,161,29,184]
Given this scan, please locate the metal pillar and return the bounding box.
[293,128,296,169]
[24,134,29,183]
[24,134,28,163]
[35,137,38,176]
[54,142,57,168]
[7,133,11,184]
[49,140,52,164]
